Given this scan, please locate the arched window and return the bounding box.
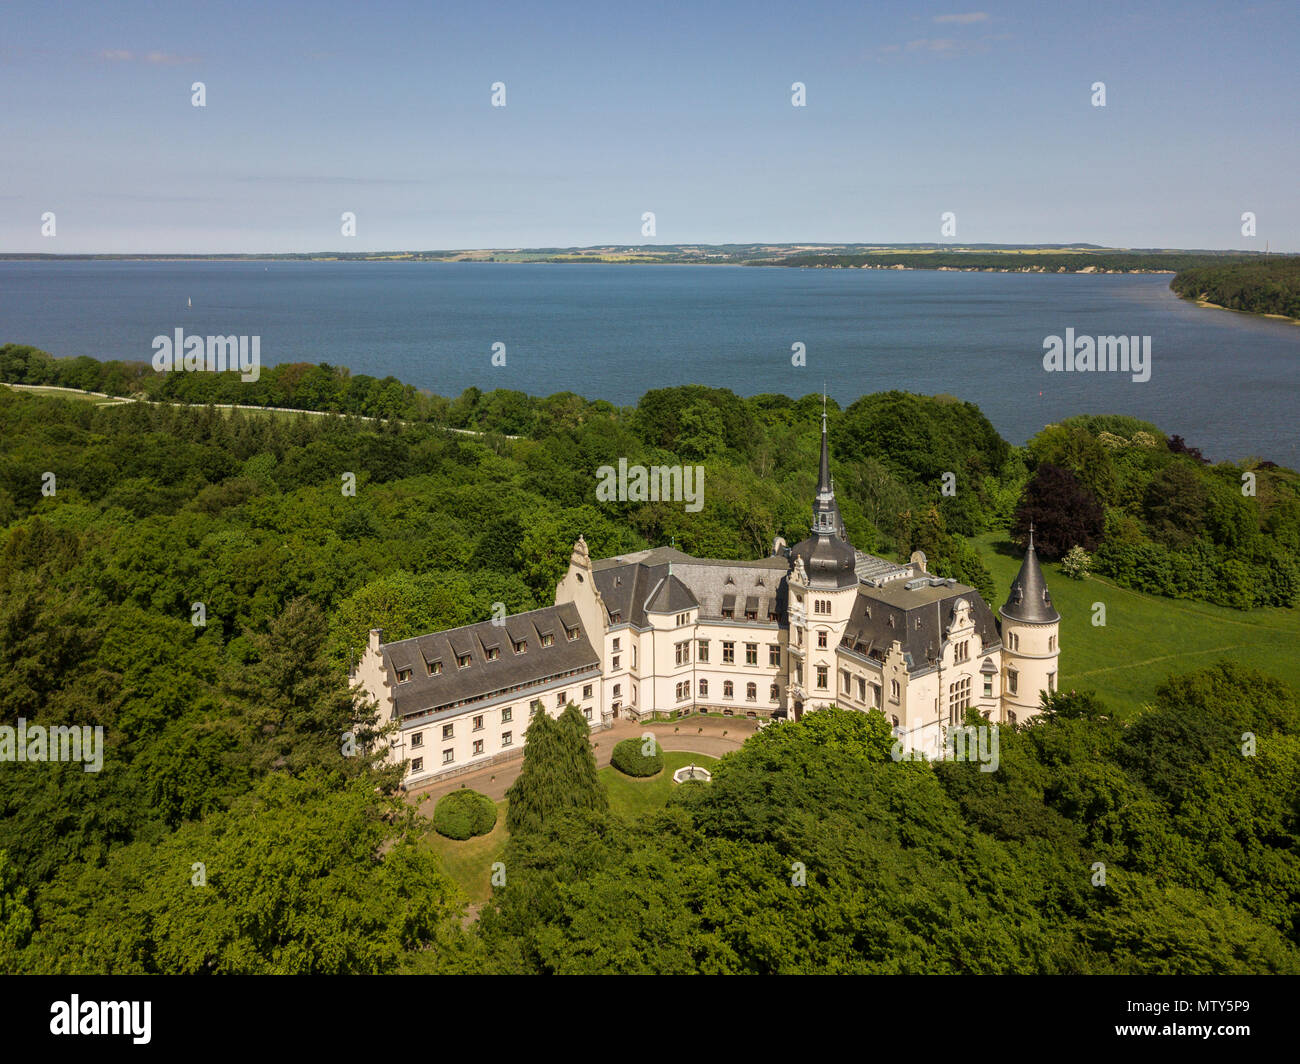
[699,678,708,697]
[723,681,734,699]
[890,679,900,701]
[746,682,757,702]
[769,683,779,702]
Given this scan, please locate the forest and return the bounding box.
[1170,257,1300,319]
[0,367,1297,972]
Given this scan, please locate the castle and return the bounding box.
[352,414,1061,786]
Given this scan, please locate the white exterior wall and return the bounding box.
[1001,617,1060,724]
[351,628,605,787]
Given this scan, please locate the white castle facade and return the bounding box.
[353,416,1061,787]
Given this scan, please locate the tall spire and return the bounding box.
[1001,523,1059,624]
[818,401,832,496]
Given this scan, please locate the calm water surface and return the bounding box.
[1,261,1295,461]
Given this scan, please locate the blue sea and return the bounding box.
[1,260,1296,462]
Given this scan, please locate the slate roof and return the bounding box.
[592,549,789,627]
[380,602,599,717]
[644,572,699,614]
[841,579,1001,670]
[1000,529,1060,624]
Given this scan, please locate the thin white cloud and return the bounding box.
[932,12,989,24]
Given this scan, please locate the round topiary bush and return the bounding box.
[433,788,497,840]
[611,737,663,778]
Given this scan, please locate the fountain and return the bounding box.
[672,761,712,784]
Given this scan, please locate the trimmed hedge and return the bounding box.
[432,789,497,840]
[611,737,663,778]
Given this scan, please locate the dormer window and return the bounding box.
[541,632,554,648]
[485,646,500,661]
[396,668,413,683]
[513,639,527,654]
[566,626,579,642]
[427,660,442,676]
[456,653,472,669]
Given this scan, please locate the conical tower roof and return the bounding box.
[791,406,857,587]
[1000,525,1059,624]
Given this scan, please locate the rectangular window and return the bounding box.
[1007,669,1018,695]
[541,633,554,648]
[486,646,500,661]
[502,731,512,747]
[472,739,484,756]
[840,670,851,694]
[745,643,758,666]
[612,655,620,670]
[612,638,621,652]
[442,724,454,740]
[816,665,828,690]
[442,749,454,765]
[584,707,592,720]
[502,707,513,723]
[473,715,484,731]
[744,608,757,621]
[396,668,413,683]
[856,677,866,702]
[556,692,567,708]
[983,677,993,699]
[566,626,579,642]
[410,731,423,748]
[769,644,780,667]
[513,639,527,654]
[955,641,969,664]
[698,640,709,662]
[428,660,442,676]
[583,684,593,698]
[723,641,735,664]
[675,641,690,667]
[411,757,423,773]
[1047,671,1057,692]
[721,607,734,619]
[456,653,471,669]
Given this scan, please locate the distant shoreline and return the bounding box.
[1183,296,1300,326]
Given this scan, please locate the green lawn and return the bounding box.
[973,533,1300,717]
[599,751,720,820]
[1,383,116,403]
[423,799,508,905]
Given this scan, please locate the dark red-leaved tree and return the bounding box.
[1012,462,1105,560]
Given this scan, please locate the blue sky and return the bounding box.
[2,0,1296,252]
